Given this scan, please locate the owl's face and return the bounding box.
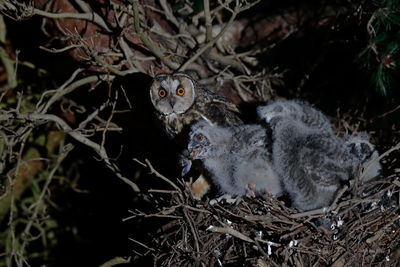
[188,132,212,159]
[187,122,231,160]
[150,73,196,116]
[345,133,376,163]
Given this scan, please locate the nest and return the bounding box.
[130,149,400,266]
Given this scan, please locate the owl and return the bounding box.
[150,72,242,138]
[269,117,360,211]
[186,121,283,197]
[260,99,381,211]
[257,99,334,136]
[150,72,243,199]
[257,99,381,182]
[344,133,381,181]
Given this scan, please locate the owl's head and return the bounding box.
[150,72,196,116]
[344,133,377,163]
[187,121,232,160]
[344,133,381,181]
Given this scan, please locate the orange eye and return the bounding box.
[158,89,167,98]
[176,87,185,96]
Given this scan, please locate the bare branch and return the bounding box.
[33,7,112,32]
[207,225,255,243]
[179,1,247,71]
[38,74,115,114]
[129,0,178,70]
[0,112,140,192]
[203,0,213,42]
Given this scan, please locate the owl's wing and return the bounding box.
[210,95,241,114]
[196,88,242,126]
[199,87,240,111]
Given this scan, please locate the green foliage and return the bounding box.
[0,176,60,267]
[359,0,400,95]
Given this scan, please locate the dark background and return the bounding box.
[1,0,399,266]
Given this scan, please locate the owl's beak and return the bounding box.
[168,98,176,108]
[189,146,200,159]
[189,150,198,159]
[189,145,204,159]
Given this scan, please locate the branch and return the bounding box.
[179,0,259,71]
[203,0,213,42]
[39,43,84,53]
[143,159,181,192]
[207,225,254,243]
[129,0,178,70]
[33,7,112,32]
[192,0,234,24]
[361,142,400,181]
[99,256,131,267]
[16,143,74,264]
[0,112,140,192]
[38,74,115,114]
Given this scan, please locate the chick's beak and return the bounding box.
[189,145,203,159]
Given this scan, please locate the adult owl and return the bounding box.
[150,72,243,199]
[186,121,283,197]
[149,72,242,138]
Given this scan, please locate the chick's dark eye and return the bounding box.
[158,89,167,98]
[176,87,185,96]
[361,143,371,154]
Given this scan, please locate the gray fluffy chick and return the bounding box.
[270,118,358,210]
[258,99,381,210]
[186,121,283,196]
[257,99,334,136]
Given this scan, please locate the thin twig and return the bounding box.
[203,0,213,42]
[99,256,132,267]
[0,112,140,192]
[192,0,234,23]
[144,159,181,192]
[366,216,400,244]
[39,44,83,53]
[129,0,178,69]
[207,225,254,243]
[368,104,400,122]
[18,143,74,260]
[33,7,111,32]
[39,73,114,114]
[178,2,240,71]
